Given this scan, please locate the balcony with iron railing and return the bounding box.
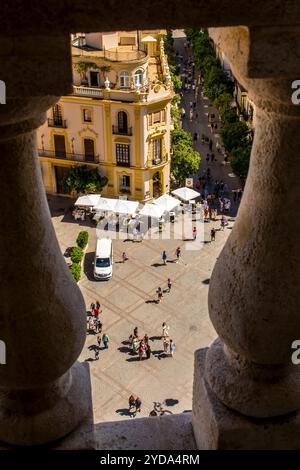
[47,118,67,128]
[38,149,99,163]
[112,125,133,136]
[116,159,131,168]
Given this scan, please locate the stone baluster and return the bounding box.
[0,35,91,446]
[193,26,300,449]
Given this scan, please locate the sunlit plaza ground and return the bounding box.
[50,197,235,423]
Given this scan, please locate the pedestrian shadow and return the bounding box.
[145,299,159,304]
[202,278,210,285]
[149,336,161,341]
[88,345,98,352]
[118,346,132,354]
[126,357,143,362]
[151,262,165,267]
[202,241,211,244]
[116,408,131,417]
[115,261,125,264]
[85,357,96,362]
[165,399,179,406]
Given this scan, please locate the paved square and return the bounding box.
[51,205,236,424]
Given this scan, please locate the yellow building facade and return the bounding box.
[37,30,173,201]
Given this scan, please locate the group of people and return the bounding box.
[161,247,183,265]
[128,327,152,360]
[161,322,176,357]
[128,394,142,417]
[156,278,172,303]
[87,301,109,360]
[87,300,102,334]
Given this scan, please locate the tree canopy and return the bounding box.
[62,166,108,195]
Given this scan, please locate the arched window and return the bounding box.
[120,71,130,88]
[118,111,128,133]
[134,69,143,87]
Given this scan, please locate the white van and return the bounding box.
[94,238,113,280]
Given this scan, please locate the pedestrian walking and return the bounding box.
[220,216,226,230]
[93,305,100,319]
[163,335,170,353]
[167,278,172,292]
[192,226,197,240]
[211,228,216,242]
[211,153,215,162]
[135,397,142,413]
[157,287,163,303]
[96,300,101,310]
[134,326,138,337]
[97,334,101,348]
[133,336,139,354]
[146,344,151,360]
[162,322,169,338]
[138,341,144,361]
[169,340,176,357]
[128,394,136,415]
[209,139,213,151]
[175,246,181,263]
[94,346,100,361]
[144,333,149,345]
[162,250,168,265]
[122,252,129,263]
[102,333,109,349]
[90,302,95,313]
[96,318,102,334]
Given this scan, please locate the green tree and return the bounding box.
[171,140,201,184]
[62,165,108,195]
[231,146,251,178]
[221,120,250,153]
[172,129,193,146]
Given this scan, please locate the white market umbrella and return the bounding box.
[94,197,116,212]
[139,203,165,219]
[153,194,181,212]
[111,199,139,216]
[74,194,101,207]
[171,187,200,202]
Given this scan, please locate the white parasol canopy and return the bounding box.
[112,199,139,215]
[153,194,181,212]
[139,203,165,219]
[171,187,200,202]
[94,197,116,212]
[74,194,101,207]
[95,198,139,215]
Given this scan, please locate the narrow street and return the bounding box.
[172,30,241,213]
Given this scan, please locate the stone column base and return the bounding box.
[192,348,300,450]
[0,363,95,449]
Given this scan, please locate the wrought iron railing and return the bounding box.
[112,125,133,136]
[38,149,99,163]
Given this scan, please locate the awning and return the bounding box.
[153,194,181,212]
[139,203,165,219]
[171,187,200,202]
[74,194,101,207]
